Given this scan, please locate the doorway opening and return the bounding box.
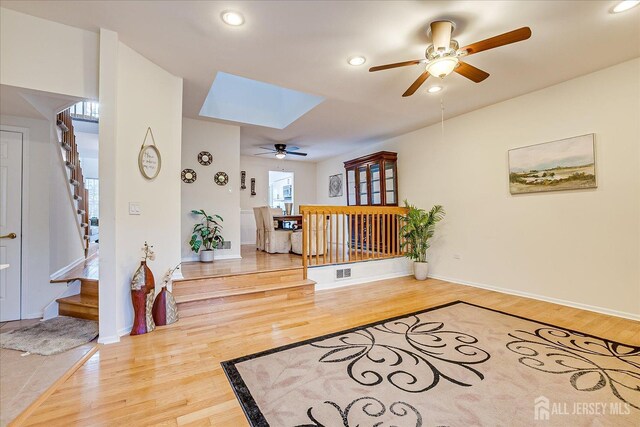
[268,171,294,214]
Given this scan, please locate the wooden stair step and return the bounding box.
[57,294,98,321]
[176,280,315,318]
[172,268,304,300]
[174,278,315,304]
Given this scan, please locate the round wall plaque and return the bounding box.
[198,151,213,166]
[214,171,229,186]
[181,169,197,183]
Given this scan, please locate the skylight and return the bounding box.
[199,72,325,129]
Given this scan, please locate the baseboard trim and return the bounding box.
[181,254,242,262]
[314,271,412,291]
[49,256,85,280]
[9,345,98,427]
[97,335,119,345]
[428,274,640,321]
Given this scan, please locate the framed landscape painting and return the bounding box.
[508,134,596,195]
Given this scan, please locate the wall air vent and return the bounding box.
[336,268,352,280]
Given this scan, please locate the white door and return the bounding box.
[0,130,22,321]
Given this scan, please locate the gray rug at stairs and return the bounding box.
[0,316,98,356]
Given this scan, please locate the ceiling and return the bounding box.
[2,1,639,161]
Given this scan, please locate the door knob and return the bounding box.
[0,233,17,239]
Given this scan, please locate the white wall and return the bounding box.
[99,31,183,342]
[316,59,640,318]
[181,118,241,261]
[0,115,84,318]
[0,8,98,100]
[240,156,317,244]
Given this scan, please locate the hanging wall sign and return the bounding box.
[138,127,162,180]
[250,178,256,196]
[240,171,247,190]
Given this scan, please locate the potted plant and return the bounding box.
[189,209,224,263]
[399,201,445,280]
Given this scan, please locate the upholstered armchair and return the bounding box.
[253,207,265,250]
[291,214,326,256]
[261,207,292,254]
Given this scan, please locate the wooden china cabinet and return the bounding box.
[344,151,398,250]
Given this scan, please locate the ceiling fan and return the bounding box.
[370,21,532,97]
[256,143,308,159]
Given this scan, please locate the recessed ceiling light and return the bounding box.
[612,1,640,13]
[348,56,366,66]
[427,85,443,93]
[221,10,244,26]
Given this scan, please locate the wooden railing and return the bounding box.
[56,109,90,257]
[300,205,408,278]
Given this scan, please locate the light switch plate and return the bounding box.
[129,202,141,215]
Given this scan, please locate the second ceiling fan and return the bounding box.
[257,143,308,159]
[370,21,532,97]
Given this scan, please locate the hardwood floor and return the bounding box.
[16,276,639,426]
[179,245,301,280]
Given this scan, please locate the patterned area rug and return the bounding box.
[0,316,98,356]
[222,301,639,426]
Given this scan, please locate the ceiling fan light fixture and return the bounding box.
[426,56,459,78]
[275,152,286,159]
[612,0,640,12]
[221,10,245,26]
[348,56,366,66]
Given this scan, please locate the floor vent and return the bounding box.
[336,268,352,280]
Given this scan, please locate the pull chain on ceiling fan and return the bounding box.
[369,21,532,97]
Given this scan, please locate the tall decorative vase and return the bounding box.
[130,260,156,335]
[152,286,179,326]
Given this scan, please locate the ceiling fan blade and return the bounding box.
[369,60,422,72]
[461,27,532,56]
[285,151,308,156]
[455,62,490,83]
[255,152,275,156]
[402,71,430,97]
[259,146,276,152]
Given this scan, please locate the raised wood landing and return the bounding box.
[175,245,312,318]
[180,244,301,279]
[51,253,99,321]
[17,277,639,426]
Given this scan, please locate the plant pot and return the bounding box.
[413,261,429,281]
[199,250,214,263]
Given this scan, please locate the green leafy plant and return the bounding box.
[189,209,224,253]
[398,201,445,262]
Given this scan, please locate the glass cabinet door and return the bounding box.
[384,161,396,205]
[347,168,356,205]
[358,165,368,205]
[370,162,381,205]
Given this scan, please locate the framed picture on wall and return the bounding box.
[508,133,596,195]
[329,173,343,198]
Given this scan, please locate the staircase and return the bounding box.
[52,108,98,320]
[173,266,315,319]
[50,254,99,321]
[56,279,99,321]
[56,108,90,257]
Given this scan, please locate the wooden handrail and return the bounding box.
[56,109,90,257]
[299,205,408,278]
